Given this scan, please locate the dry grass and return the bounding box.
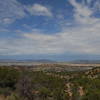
[0,95,6,100]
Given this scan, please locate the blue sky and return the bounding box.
[0,0,100,61]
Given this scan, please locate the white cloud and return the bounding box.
[2,18,14,24]
[27,4,52,17]
[0,28,9,32]
[0,0,26,24]
[69,0,99,24]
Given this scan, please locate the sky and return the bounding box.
[0,0,100,61]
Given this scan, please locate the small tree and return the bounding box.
[39,87,51,100]
[16,70,34,100]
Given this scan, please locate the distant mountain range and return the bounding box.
[0,59,56,63]
[0,59,100,64]
[70,60,100,64]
